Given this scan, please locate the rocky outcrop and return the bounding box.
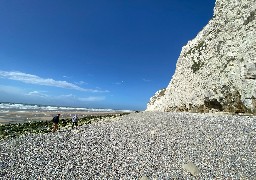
[147,0,256,114]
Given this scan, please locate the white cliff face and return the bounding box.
[147,0,256,113]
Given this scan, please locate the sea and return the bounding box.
[0,102,132,124]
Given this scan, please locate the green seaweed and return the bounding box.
[0,113,130,140]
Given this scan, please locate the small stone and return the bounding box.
[182,162,200,176]
[140,175,149,180]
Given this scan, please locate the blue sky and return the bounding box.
[0,0,215,110]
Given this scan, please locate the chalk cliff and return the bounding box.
[147,0,256,114]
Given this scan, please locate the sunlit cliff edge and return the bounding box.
[147,0,256,114]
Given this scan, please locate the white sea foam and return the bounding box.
[0,102,132,112]
[0,110,9,113]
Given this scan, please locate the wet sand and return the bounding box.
[0,110,129,124]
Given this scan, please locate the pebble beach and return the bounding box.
[0,111,256,179]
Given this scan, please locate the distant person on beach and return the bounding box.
[52,114,60,132]
[72,114,79,129]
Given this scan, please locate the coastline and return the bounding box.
[0,111,131,139]
[0,110,131,125]
[0,102,133,124]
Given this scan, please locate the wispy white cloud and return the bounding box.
[0,85,49,104]
[0,85,106,106]
[0,85,25,94]
[78,96,105,102]
[113,81,124,85]
[58,94,76,98]
[56,94,105,102]
[75,80,87,85]
[62,75,70,78]
[26,91,49,98]
[142,78,151,82]
[0,70,108,93]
